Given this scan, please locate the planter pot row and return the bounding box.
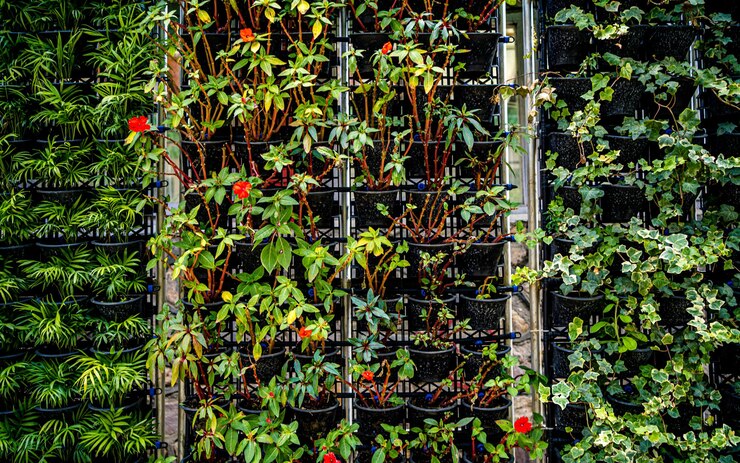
[546,25,697,71]
[351,32,501,78]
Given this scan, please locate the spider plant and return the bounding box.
[19,245,93,299]
[16,298,88,351]
[73,349,148,408]
[83,187,147,242]
[25,359,79,409]
[90,249,147,302]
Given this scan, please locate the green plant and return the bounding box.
[13,139,93,187]
[408,416,474,463]
[90,315,151,351]
[468,414,547,463]
[73,350,148,407]
[349,348,414,409]
[83,187,147,241]
[16,298,88,350]
[90,250,147,302]
[31,197,91,242]
[26,359,79,409]
[20,246,93,299]
[79,409,157,461]
[0,189,38,245]
[285,351,342,409]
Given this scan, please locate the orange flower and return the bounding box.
[240,28,255,42]
[233,181,252,200]
[128,116,150,133]
[381,41,392,55]
[361,370,374,382]
[299,326,312,339]
[514,416,532,433]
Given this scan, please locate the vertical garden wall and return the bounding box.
[0,1,160,461]
[133,0,548,462]
[531,0,740,461]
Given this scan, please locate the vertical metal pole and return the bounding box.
[154,6,168,457]
[522,0,543,420]
[337,6,354,430]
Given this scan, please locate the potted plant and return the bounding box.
[73,349,148,409]
[350,348,414,439]
[285,351,343,442]
[407,416,473,463]
[89,249,148,322]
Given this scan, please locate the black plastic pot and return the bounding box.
[355,400,405,438]
[554,403,588,430]
[546,26,591,72]
[643,26,697,61]
[406,294,456,331]
[543,0,590,19]
[408,345,457,383]
[704,182,740,210]
[460,343,510,382]
[606,390,643,416]
[233,140,282,179]
[350,33,390,77]
[452,84,499,122]
[658,295,693,326]
[555,185,582,213]
[184,191,231,231]
[605,134,649,166]
[600,184,647,223]
[35,402,83,423]
[234,241,268,275]
[458,241,506,277]
[289,399,341,441]
[549,77,591,113]
[714,343,739,376]
[720,384,740,427]
[597,25,645,60]
[602,79,645,118]
[406,141,450,179]
[181,139,231,179]
[92,239,145,258]
[643,77,696,119]
[408,395,457,422]
[610,346,654,376]
[36,188,89,207]
[551,291,603,326]
[0,242,35,262]
[354,189,400,228]
[547,132,592,170]
[459,294,510,330]
[405,241,454,279]
[91,294,145,322]
[459,396,511,430]
[703,88,740,122]
[551,342,575,378]
[303,189,337,227]
[239,348,287,384]
[708,132,740,157]
[455,140,504,179]
[456,32,501,77]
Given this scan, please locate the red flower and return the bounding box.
[128,116,150,133]
[240,28,255,42]
[381,41,392,55]
[514,416,532,433]
[361,370,374,382]
[265,417,272,423]
[233,181,252,200]
[299,326,312,339]
[324,452,338,463]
